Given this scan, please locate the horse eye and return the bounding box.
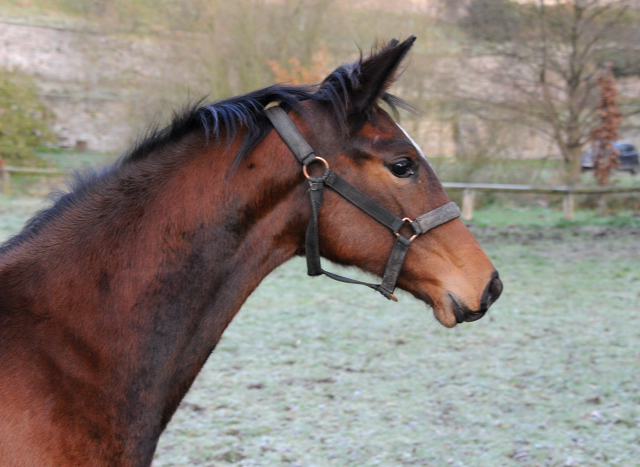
[389,160,414,178]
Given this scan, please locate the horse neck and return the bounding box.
[0,132,307,462]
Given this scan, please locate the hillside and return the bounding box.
[2,0,639,166]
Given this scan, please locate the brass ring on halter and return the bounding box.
[395,217,418,242]
[303,157,330,179]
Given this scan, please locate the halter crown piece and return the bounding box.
[264,104,461,301]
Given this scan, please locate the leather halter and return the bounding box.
[265,105,461,301]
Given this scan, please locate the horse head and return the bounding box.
[265,37,502,327]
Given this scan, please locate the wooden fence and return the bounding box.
[1,161,639,221]
[442,182,640,221]
[0,160,64,194]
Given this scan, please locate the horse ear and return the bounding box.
[348,36,416,115]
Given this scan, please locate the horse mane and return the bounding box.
[122,46,415,169]
[0,46,415,254]
[121,85,317,167]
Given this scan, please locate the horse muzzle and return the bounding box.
[450,271,503,324]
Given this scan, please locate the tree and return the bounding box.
[74,0,340,122]
[460,0,522,42]
[452,0,640,183]
[591,63,622,185]
[42,0,463,154]
[266,44,331,85]
[0,68,56,165]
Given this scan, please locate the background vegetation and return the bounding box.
[0,68,55,165]
[2,0,640,188]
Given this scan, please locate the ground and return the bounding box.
[151,220,640,467]
[0,197,638,467]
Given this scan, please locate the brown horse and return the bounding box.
[0,37,501,466]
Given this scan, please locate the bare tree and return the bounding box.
[34,0,467,152]
[451,0,640,183]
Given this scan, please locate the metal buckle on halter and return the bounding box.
[302,157,330,179]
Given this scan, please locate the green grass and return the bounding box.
[468,205,640,228]
[0,195,49,242]
[35,148,118,169]
[1,196,638,467]
[151,227,640,467]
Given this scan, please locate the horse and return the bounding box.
[0,37,502,466]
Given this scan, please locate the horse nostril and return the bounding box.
[486,273,503,307]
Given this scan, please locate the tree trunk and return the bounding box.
[566,144,583,185]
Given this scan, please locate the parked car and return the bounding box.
[581,141,639,174]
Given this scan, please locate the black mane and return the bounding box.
[121,84,317,167]
[0,52,413,254]
[122,55,414,169]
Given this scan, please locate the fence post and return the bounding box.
[563,190,574,221]
[597,194,608,216]
[0,160,8,195]
[462,188,475,221]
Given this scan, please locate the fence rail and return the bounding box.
[1,161,639,221]
[0,160,65,194]
[442,182,640,221]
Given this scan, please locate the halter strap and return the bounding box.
[264,104,461,301]
[412,202,462,235]
[263,104,317,166]
[324,171,405,233]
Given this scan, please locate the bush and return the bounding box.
[460,0,523,43]
[0,68,56,165]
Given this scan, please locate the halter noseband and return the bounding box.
[265,105,461,301]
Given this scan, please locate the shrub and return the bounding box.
[0,68,56,165]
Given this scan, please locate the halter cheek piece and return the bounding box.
[265,105,461,301]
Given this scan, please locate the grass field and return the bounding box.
[0,196,638,467]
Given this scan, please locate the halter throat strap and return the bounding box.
[264,105,461,301]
